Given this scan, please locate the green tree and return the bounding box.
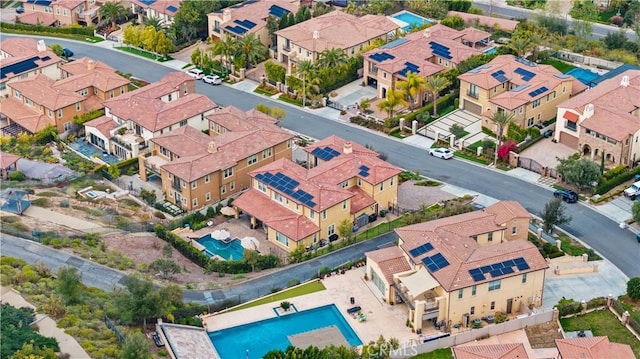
[115,276,170,331]
[107,165,121,179]
[317,48,348,70]
[507,37,532,57]
[344,1,358,15]
[556,156,601,189]
[603,29,629,49]
[271,107,286,121]
[541,197,572,234]
[377,89,407,119]
[162,243,173,258]
[100,1,127,29]
[55,266,82,305]
[397,71,427,110]
[155,31,174,57]
[423,0,449,19]
[488,110,515,165]
[425,75,451,116]
[440,15,465,30]
[572,19,593,40]
[49,44,63,57]
[210,34,238,73]
[288,246,306,264]
[256,104,272,116]
[9,341,58,359]
[123,25,143,48]
[368,0,395,15]
[278,14,289,30]
[360,335,400,359]
[266,15,279,46]
[632,201,640,223]
[313,2,328,17]
[149,259,181,279]
[243,249,259,272]
[143,16,166,31]
[627,277,640,300]
[121,332,151,359]
[337,219,354,242]
[238,33,267,69]
[141,25,158,52]
[171,0,221,43]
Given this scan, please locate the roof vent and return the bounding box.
[621,75,630,87]
[87,59,96,71]
[36,40,47,52]
[584,103,594,119]
[343,141,353,154]
[207,141,218,153]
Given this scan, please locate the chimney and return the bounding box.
[343,141,353,154]
[584,103,594,119]
[87,59,96,71]
[423,30,431,38]
[207,141,218,153]
[36,40,47,52]
[621,75,630,87]
[222,9,232,22]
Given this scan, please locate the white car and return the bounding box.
[203,75,222,85]
[186,68,204,79]
[429,147,454,160]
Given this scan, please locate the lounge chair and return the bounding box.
[347,306,361,314]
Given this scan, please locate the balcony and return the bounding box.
[466,90,479,99]
[282,44,291,52]
[172,181,181,191]
[111,136,132,151]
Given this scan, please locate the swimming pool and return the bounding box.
[392,11,433,31]
[565,68,599,87]
[209,304,362,358]
[197,235,244,261]
[483,47,498,55]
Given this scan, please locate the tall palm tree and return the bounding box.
[489,110,515,165]
[143,17,166,32]
[237,33,267,69]
[508,37,532,58]
[295,60,316,106]
[209,34,238,74]
[424,75,451,117]
[529,29,547,62]
[397,72,427,110]
[317,48,348,70]
[100,1,127,29]
[377,89,407,119]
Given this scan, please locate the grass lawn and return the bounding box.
[557,233,601,261]
[560,309,640,357]
[116,46,173,62]
[410,348,453,359]
[227,280,326,312]
[0,28,103,43]
[354,217,403,241]
[254,87,278,97]
[278,95,302,107]
[454,150,490,165]
[540,58,576,74]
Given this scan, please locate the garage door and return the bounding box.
[559,131,579,148]
[463,100,482,115]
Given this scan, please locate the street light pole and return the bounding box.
[302,72,306,108]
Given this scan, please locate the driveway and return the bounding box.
[328,80,376,109]
[518,136,578,168]
[17,158,77,182]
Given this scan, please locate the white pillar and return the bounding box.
[449,134,456,148]
[412,120,418,135]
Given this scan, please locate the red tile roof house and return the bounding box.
[84,72,217,161]
[447,11,519,32]
[0,38,62,99]
[554,70,640,167]
[0,151,21,180]
[18,0,100,26]
[458,55,587,132]
[555,337,635,359]
[130,0,182,27]
[1,58,129,137]
[207,0,299,49]
[139,105,294,211]
[274,10,400,75]
[363,24,492,103]
[365,201,546,333]
[233,135,402,252]
[452,343,531,359]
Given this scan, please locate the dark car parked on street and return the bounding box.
[554,189,578,203]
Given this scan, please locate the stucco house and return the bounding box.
[84,72,217,160]
[233,135,402,252]
[554,70,640,167]
[555,337,636,359]
[207,0,299,48]
[18,0,100,26]
[139,106,294,211]
[458,55,587,131]
[130,0,180,26]
[363,24,493,103]
[447,11,519,32]
[365,201,546,333]
[275,10,399,74]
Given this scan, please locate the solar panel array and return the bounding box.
[311,146,341,161]
[467,64,491,74]
[491,70,508,83]
[225,25,248,35]
[514,56,536,67]
[422,253,450,272]
[166,5,178,12]
[139,0,156,5]
[26,0,51,5]
[0,56,41,80]
[368,52,395,62]
[234,19,257,29]
[408,242,434,257]
[399,61,420,77]
[380,38,409,49]
[269,4,290,18]
[514,67,536,81]
[255,172,317,208]
[358,165,370,178]
[468,257,530,282]
[429,41,452,60]
[528,86,548,98]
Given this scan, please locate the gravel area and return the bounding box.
[397,181,457,211]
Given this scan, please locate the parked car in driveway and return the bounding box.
[16,6,24,13]
[624,181,640,200]
[203,74,222,85]
[429,147,454,160]
[61,48,73,58]
[186,68,204,79]
[543,129,554,138]
[554,189,578,203]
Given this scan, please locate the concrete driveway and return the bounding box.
[329,80,377,108]
[518,137,577,168]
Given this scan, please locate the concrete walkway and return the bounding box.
[0,286,91,359]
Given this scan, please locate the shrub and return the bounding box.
[60,200,69,208]
[8,171,26,181]
[498,140,517,161]
[602,165,628,182]
[32,198,51,207]
[556,298,583,316]
[264,61,286,83]
[595,166,640,195]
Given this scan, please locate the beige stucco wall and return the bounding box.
[0,63,60,98]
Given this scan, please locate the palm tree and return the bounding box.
[344,1,358,15]
[317,48,348,70]
[489,110,515,165]
[209,34,238,74]
[424,75,451,117]
[397,72,427,110]
[295,60,317,107]
[237,33,267,69]
[529,29,547,62]
[377,89,407,119]
[508,37,532,58]
[143,17,166,32]
[100,1,127,29]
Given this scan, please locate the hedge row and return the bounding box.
[155,224,210,268]
[206,253,281,274]
[594,166,640,195]
[399,92,458,124]
[601,165,628,182]
[1,22,94,36]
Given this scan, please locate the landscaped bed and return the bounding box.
[227,280,326,312]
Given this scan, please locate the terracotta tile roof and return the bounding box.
[365,247,412,283]
[308,154,402,186]
[151,125,213,158]
[212,0,299,37]
[580,107,640,141]
[348,186,376,214]
[459,55,565,90]
[0,39,61,83]
[448,11,519,31]
[0,97,54,133]
[55,0,85,9]
[58,57,130,91]
[396,201,546,291]
[305,135,378,157]
[483,200,532,224]
[160,71,195,89]
[17,12,57,26]
[1,38,54,57]
[0,151,21,169]
[563,111,579,122]
[82,95,103,112]
[555,337,635,359]
[453,343,530,359]
[9,74,85,110]
[459,27,491,43]
[132,0,182,15]
[207,106,279,132]
[275,11,399,52]
[84,115,117,138]
[232,188,319,241]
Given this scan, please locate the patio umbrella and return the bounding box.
[220,206,236,216]
[211,229,230,241]
[241,237,259,250]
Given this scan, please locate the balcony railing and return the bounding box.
[466,90,479,99]
[282,45,291,52]
[172,182,181,191]
[111,136,132,151]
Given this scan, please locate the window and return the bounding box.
[25,98,32,106]
[79,88,88,96]
[48,110,53,118]
[276,231,289,246]
[110,90,114,98]
[220,185,226,195]
[527,117,534,127]
[247,155,257,165]
[522,273,527,283]
[488,280,501,291]
[328,224,335,236]
[357,178,362,186]
[63,122,72,132]
[76,102,81,111]
[562,86,566,94]
[458,289,463,299]
[205,192,211,201]
[262,148,272,159]
[487,232,493,242]
[287,140,291,148]
[532,99,541,108]
[274,193,283,202]
[57,109,63,118]
[470,306,475,315]
[192,198,198,207]
[230,181,235,190]
[0,83,5,91]
[309,210,315,219]
[205,175,210,183]
[438,58,442,64]
[340,181,348,188]
[258,181,266,192]
[379,182,384,191]
[512,226,517,234]
[553,91,557,98]
[14,90,21,99]
[120,86,125,94]
[472,285,476,296]
[490,301,495,310]
[389,177,394,186]
[223,167,233,178]
[342,200,347,210]
[179,120,187,126]
[468,84,478,98]
[519,106,523,114]
[322,210,327,220]
[191,181,197,189]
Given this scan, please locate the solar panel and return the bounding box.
[40,56,51,61]
[501,266,514,274]
[166,5,178,12]
[255,173,264,180]
[380,38,409,49]
[516,262,530,271]
[480,265,492,273]
[528,86,548,97]
[0,56,41,80]
[358,170,369,177]
[490,269,503,278]
[408,243,434,257]
[503,259,515,267]
[268,4,290,18]
[359,165,370,171]
[225,25,248,35]
[307,201,316,207]
[471,273,486,282]
[514,67,536,81]
[140,0,156,5]
[234,19,257,29]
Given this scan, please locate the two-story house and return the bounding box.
[18,0,100,26]
[0,38,61,98]
[275,11,399,74]
[554,70,640,167]
[364,24,492,103]
[458,55,587,131]
[207,0,299,48]
[233,135,402,252]
[365,201,546,333]
[131,0,181,26]
[139,106,294,211]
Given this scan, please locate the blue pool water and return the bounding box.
[68,138,119,164]
[209,304,362,358]
[483,47,498,55]
[198,235,244,261]
[565,68,599,87]
[393,11,433,31]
